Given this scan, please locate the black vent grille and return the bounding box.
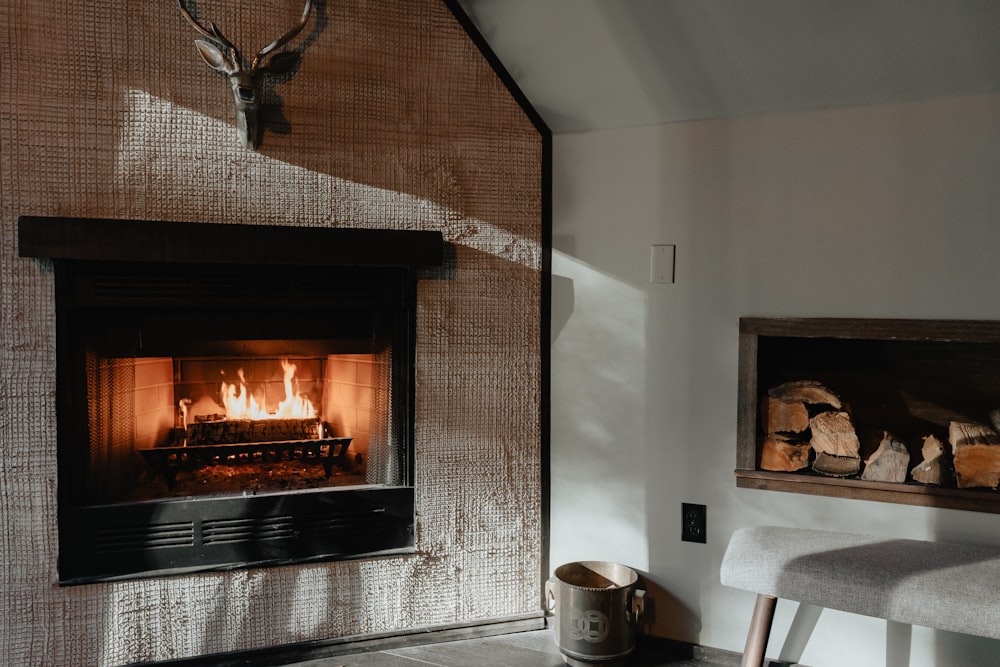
[298,509,389,536]
[95,521,195,554]
[63,489,414,584]
[93,275,194,301]
[202,516,296,545]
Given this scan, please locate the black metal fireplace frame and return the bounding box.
[18,216,443,584]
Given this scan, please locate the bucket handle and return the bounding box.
[545,577,645,624]
[627,588,646,624]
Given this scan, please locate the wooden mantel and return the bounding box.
[18,216,444,268]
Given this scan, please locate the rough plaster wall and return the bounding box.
[0,1,543,664]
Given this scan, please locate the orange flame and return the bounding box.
[220,359,316,420]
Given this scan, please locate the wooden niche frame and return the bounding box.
[737,317,1000,514]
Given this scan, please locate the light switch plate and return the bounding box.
[650,244,675,283]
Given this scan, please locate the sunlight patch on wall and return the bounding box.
[550,249,648,570]
[114,90,540,269]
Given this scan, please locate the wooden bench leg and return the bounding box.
[742,594,777,667]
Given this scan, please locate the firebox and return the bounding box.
[18,216,443,583]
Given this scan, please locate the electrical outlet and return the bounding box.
[682,503,706,543]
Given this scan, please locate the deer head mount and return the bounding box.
[178,0,313,150]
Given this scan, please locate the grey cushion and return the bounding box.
[720,525,1000,640]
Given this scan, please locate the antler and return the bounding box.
[177,0,314,149]
[176,0,241,65]
[252,0,314,71]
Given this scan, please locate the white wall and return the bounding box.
[550,92,1000,667]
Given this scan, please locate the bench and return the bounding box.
[720,525,1000,667]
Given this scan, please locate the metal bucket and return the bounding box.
[545,561,645,667]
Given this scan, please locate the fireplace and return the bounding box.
[18,216,443,583]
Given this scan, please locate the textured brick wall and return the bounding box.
[0,1,544,663]
[324,354,375,458]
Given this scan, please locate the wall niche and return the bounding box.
[737,317,1000,514]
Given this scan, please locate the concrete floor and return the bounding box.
[285,629,743,667]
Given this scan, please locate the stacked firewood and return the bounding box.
[948,419,1000,489]
[760,381,861,477]
[759,380,1000,489]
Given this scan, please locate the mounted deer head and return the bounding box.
[178,0,313,149]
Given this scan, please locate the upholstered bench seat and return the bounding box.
[721,525,1000,666]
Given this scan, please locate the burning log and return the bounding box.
[810,410,861,477]
[186,417,322,446]
[911,434,951,486]
[949,421,1000,489]
[861,432,910,483]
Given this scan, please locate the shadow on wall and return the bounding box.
[550,272,574,342]
[549,250,648,568]
[549,246,705,641]
[116,0,540,232]
[636,573,700,642]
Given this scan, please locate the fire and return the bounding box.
[220,359,316,420]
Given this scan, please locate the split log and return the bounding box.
[812,452,860,477]
[768,380,843,409]
[949,421,1000,489]
[760,434,811,472]
[861,432,910,483]
[911,434,951,486]
[901,391,973,428]
[810,410,861,477]
[761,380,842,435]
[761,397,810,435]
[809,410,860,458]
[989,408,1000,434]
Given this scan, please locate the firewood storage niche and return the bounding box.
[18,216,443,583]
[737,317,1000,514]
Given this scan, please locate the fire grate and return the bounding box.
[139,436,354,487]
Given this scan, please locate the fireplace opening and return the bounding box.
[18,216,443,583]
[84,339,393,505]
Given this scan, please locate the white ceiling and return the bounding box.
[456,0,1000,133]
